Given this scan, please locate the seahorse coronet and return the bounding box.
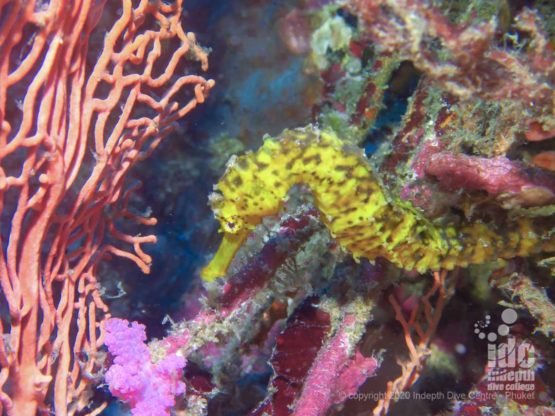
[201,126,554,281]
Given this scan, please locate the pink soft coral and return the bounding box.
[104,318,186,416]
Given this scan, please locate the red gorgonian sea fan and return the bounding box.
[0,0,214,414]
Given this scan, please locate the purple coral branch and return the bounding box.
[251,297,379,416]
[425,151,555,207]
[218,209,320,316]
[251,299,333,415]
[293,314,379,415]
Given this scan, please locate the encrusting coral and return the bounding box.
[202,127,555,281]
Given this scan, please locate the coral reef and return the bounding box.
[101,0,555,413]
[4,0,555,415]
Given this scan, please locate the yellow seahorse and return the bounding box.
[201,127,554,281]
